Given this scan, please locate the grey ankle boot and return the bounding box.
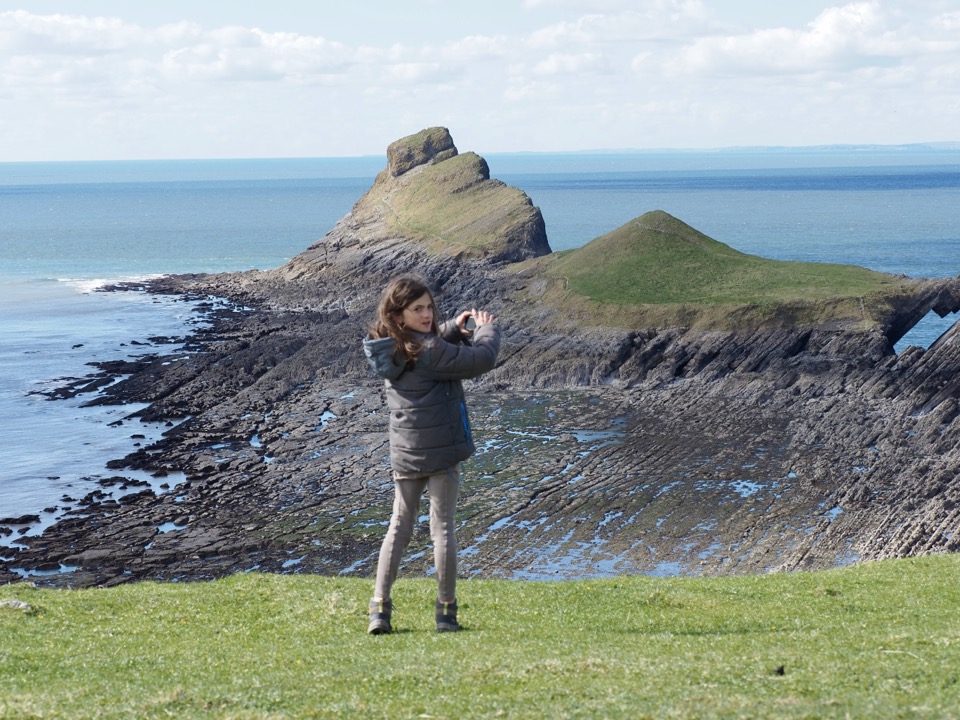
[435,600,460,632]
[368,599,393,635]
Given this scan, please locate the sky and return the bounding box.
[0,0,958,161]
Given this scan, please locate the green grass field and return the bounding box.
[3,554,959,718]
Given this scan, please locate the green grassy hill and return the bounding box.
[356,148,547,262]
[3,555,959,718]
[539,210,910,330]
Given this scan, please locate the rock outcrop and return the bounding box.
[3,128,960,589]
[179,126,550,314]
[386,126,458,176]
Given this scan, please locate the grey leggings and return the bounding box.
[373,466,460,603]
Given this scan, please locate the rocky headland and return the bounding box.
[4,126,960,588]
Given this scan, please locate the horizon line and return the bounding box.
[3,141,960,166]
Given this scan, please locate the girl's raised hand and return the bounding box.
[456,308,496,335]
[455,310,474,334]
[470,308,496,327]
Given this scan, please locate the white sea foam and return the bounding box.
[57,275,168,295]
[0,279,206,535]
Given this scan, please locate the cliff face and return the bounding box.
[4,128,960,588]
[194,127,549,312]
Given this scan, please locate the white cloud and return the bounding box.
[528,16,599,48]
[527,4,712,50]
[522,0,627,9]
[1,11,355,87]
[151,21,203,47]
[522,0,707,16]
[0,9,142,53]
[0,3,959,160]
[441,34,509,62]
[935,10,960,31]
[653,2,959,80]
[157,28,351,84]
[382,61,451,84]
[667,2,897,75]
[532,51,609,75]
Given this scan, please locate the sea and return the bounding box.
[2,148,960,550]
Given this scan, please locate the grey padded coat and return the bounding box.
[363,320,501,475]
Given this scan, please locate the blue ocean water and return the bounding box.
[2,150,960,546]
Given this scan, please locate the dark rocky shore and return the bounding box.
[4,127,960,588]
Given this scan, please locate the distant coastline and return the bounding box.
[2,142,959,178]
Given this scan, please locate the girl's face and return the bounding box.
[398,292,435,333]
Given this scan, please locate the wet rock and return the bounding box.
[63,549,118,568]
[5,128,960,589]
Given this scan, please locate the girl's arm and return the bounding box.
[439,319,467,344]
[429,316,500,380]
[440,308,494,344]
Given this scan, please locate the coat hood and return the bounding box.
[363,336,406,380]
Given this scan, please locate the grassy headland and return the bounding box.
[3,555,959,718]
[538,210,911,331]
[360,150,545,261]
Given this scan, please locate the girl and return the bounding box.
[362,274,500,634]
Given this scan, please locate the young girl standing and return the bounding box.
[362,275,500,634]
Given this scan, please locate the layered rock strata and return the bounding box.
[3,127,960,588]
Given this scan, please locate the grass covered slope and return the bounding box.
[382,153,541,257]
[353,129,549,263]
[3,555,960,718]
[541,210,908,330]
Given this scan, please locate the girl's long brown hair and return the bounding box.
[369,275,441,366]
